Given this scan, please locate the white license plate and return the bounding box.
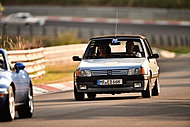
[97,79,122,85]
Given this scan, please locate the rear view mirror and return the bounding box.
[14,62,25,73]
[111,39,120,45]
[72,56,81,61]
[149,54,159,59]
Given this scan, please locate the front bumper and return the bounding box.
[0,94,7,109]
[75,75,149,93]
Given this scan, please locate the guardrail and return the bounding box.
[44,44,87,66]
[7,47,46,79]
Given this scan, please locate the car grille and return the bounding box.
[91,70,128,76]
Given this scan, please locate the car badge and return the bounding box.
[107,70,112,75]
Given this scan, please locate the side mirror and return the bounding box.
[14,62,25,73]
[149,54,159,59]
[72,56,81,61]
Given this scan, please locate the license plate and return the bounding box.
[97,79,122,85]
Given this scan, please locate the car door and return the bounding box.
[144,39,158,86]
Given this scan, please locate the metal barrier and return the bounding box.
[44,44,87,66]
[7,47,46,79]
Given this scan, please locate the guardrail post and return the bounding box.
[151,34,156,46]
[77,28,82,38]
[29,24,33,36]
[188,37,190,48]
[159,35,164,46]
[90,29,94,37]
[167,35,172,47]
[16,25,21,36]
[185,36,188,47]
[2,24,7,35]
[174,35,178,47]
[180,36,184,47]
[54,25,58,37]
[42,25,46,36]
[100,30,104,36]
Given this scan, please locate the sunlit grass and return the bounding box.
[160,47,190,54]
[32,64,78,85]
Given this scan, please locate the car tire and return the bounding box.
[0,86,15,121]
[17,86,33,118]
[87,93,96,100]
[74,85,84,101]
[142,81,152,98]
[152,79,160,96]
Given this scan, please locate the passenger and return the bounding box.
[88,47,96,57]
[126,40,142,57]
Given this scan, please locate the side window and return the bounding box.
[144,39,153,56]
[0,53,6,70]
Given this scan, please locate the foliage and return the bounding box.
[43,32,85,47]
[0,36,43,50]
[165,47,190,54]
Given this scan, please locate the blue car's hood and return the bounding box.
[0,71,12,88]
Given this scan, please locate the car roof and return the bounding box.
[90,34,146,40]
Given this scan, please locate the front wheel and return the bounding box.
[142,82,152,98]
[152,79,160,96]
[0,86,15,121]
[74,85,84,101]
[17,86,34,118]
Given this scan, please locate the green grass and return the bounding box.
[170,48,190,54]
[161,47,190,54]
[32,64,78,85]
[43,32,86,47]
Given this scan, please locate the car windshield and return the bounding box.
[83,38,145,59]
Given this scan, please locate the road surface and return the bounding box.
[0,56,190,127]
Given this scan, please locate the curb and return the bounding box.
[33,81,73,96]
[44,16,190,26]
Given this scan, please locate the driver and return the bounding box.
[98,46,111,57]
[126,40,142,57]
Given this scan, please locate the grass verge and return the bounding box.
[160,47,190,54]
[32,64,78,85]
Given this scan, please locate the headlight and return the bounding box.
[76,69,91,77]
[128,67,144,75]
[0,88,8,98]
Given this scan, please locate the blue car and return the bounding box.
[0,49,33,121]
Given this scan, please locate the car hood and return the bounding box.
[78,58,146,70]
[0,71,12,88]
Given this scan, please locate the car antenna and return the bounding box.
[114,10,119,38]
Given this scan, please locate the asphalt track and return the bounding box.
[46,21,190,36]
[1,21,190,39]
[0,56,189,127]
